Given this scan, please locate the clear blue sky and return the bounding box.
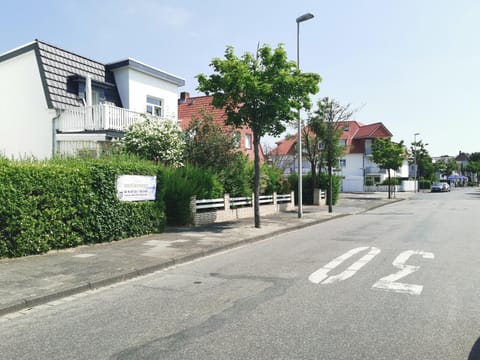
[1,0,479,157]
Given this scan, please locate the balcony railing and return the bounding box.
[57,104,155,133]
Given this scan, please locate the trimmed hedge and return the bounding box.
[288,172,341,205]
[0,157,165,258]
[162,165,223,226]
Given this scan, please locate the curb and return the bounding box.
[0,198,402,317]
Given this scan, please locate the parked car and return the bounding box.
[431,182,450,192]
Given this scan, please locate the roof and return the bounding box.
[269,138,296,156]
[0,40,122,109]
[178,95,228,130]
[0,40,184,110]
[270,120,393,156]
[107,58,185,86]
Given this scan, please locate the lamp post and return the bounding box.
[296,12,314,218]
[414,132,420,193]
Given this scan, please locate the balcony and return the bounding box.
[57,104,154,133]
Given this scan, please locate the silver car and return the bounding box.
[431,182,450,192]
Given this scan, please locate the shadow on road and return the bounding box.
[469,337,480,360]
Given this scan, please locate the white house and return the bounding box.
[269,121,410,192]
[0,40,185,159]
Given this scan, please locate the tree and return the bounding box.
[302,97,354,200]
[409,140,434,181]
[121,117,185,167]
[302,111,326,187]
[371,138,406,199]
[197,44,321,228]
[183,110,237,172]
[435,157,458,178]
[312,97,352,212]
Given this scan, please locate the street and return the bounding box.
[1,188,479,359]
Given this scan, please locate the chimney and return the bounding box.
[179,91,190,104]
[85,76,92,106]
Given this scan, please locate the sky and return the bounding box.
[1,0,479,157]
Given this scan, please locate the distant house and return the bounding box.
[177,92,264,162]
[269,120,409,192]
[0,40,185,159]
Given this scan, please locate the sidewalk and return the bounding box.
[0,192,414,316]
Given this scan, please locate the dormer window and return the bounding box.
[146,96,163,117]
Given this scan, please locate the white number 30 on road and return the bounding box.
[308,247,434,296]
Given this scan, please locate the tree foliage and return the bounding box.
[372,138,406,199]
[197,44,321,227]
[434,157,458,177]
[121,117,185,167]
[183,110,237,172]
[303,97,352,190]
[409,140,434,181]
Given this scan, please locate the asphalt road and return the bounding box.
[1,188,479,360]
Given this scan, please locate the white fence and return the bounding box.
[364,180,416,193]
[57,104,157,132]
[191,192,295,226]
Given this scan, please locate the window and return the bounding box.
[318,141,325,150]
[365,139,372,155]
[245,134,252,149]
[338,139,347,147]
[233,132,241,148]
[146,96,163,117]
[339,159,346,168]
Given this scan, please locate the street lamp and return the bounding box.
[414,132,420,193]
[296,12,314,218]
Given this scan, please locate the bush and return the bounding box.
[0,156,165,258]
[288,172,340,205]
[381,177,401,185]
[418,178,431,190]
[219,153,252,197]
[262,164,289,195]
[162,165,223,226]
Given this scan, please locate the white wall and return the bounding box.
[341,154,364,177]
[0,50,55,159]
[111,67,130,109]
[112,67,179,120]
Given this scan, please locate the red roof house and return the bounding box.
[269,120,406,192]
[178,92,264,162]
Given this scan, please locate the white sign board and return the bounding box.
[116,175,157,202]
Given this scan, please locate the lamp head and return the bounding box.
[296,13,314,23]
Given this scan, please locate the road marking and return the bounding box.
[372,250,434,295]
[308,247,381,284]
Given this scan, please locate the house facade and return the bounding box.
[0,40,185,159]
[178,92,264,162]
[269,121,409,192]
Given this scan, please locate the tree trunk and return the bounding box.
[388,168,391,199]
[253,131,261,228]
[328,164,333,213]
[311,161,318,191]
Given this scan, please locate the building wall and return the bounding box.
[340,154,364,192]
[112,67,179,121]
[111,68,130,109]
[0,50,55,158]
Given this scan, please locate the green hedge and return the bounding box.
[162,165,223,226]
[288,173,341,205]
[0,156,165,258]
